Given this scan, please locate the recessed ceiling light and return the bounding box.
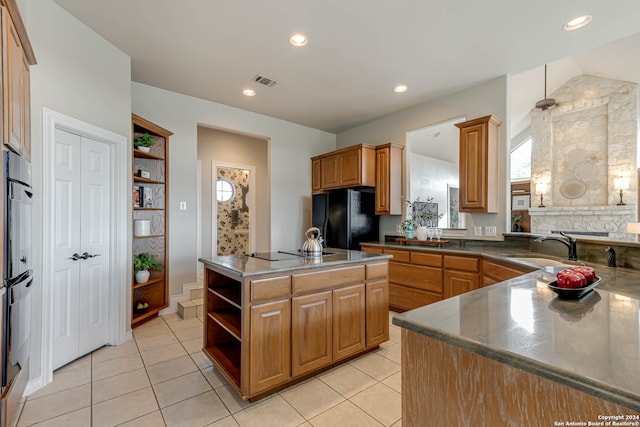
[393,85,408,93]
[242,89,256,97]
[289,33,308,47]
[563,15,592,30]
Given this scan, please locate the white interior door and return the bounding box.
[52,128,111,370]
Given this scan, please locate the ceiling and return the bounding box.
[52,0,640,135]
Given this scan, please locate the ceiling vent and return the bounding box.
[254,75,278,87]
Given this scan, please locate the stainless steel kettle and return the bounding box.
[302,227,323,255]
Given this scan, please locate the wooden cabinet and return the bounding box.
[313,144,376,192]
[203,259,388,401]
[381,247,443,312]
[333,284,366,361]
[131,114,173,328]
[455,115,502,213]
[311,158,322,194]
[443,255,480,299]
[375,143,404,215]
[250,299,291,394]
[365,280,389,347]
[1,3,36,160]
[291,291,332,377]
[444,270,480,298]
[483,259,534,287]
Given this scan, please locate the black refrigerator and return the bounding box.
[312,188,379,250]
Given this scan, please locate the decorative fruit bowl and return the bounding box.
[548,276,601,300]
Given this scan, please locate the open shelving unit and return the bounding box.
[204,269,243,389]
[131,114,173,328]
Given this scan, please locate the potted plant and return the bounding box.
[512,213,523,232]
[133,252,163,284]
[134,133,155,152]
[406,197,444,240]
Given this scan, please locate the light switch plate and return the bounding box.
[179,201,187,211]
[485,226,497,237]
[474,226,482,236]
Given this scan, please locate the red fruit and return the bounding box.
[572,266,595,284]
[557,271,586,288]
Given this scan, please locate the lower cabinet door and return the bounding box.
[333,284,366,361]
[444,270,480,299]
[292,291,332,377]
[366,280,389,347]
[250,299,291,394]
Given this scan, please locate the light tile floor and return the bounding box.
[17,312,403,427]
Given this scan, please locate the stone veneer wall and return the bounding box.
[530,75,639,241]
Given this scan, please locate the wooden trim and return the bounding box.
[1,0,35,64]
[132,113,173,137]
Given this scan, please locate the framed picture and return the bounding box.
[137,169,151,179]
[143,186,153,208]
[413,201,439,227]
[133,186,142,208]
[512,194,530,210]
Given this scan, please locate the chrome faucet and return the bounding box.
[534,232,578,261]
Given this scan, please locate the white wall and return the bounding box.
[132,83,336,295]
[21,0,131,384]
[336,76,509,240]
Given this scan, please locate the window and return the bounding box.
[216,178,234,202]
[510,137,532,181]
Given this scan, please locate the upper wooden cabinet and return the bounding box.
[455,115,502,213]
[312,144,376,193]
[1,2,36,161]
[375,143,403,215]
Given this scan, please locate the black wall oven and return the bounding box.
[2,150,33,395]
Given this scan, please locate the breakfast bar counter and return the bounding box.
[393,268,640,425]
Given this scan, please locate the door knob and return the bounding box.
[68,253,81,261]
[81,252,101,259]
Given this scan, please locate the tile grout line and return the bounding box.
[135,316,169,426]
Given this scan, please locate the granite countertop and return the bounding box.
[199,249,391,277]
[393,268,640,411]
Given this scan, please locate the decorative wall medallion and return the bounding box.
[559,179,588,199]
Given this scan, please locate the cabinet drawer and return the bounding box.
[411,252,442,267]
[366,262,388,280]
[360,245,383,254]
[384,249,410,263]
[389,284,441,312]
[389,263,442,293]
[292,265,365,293]
[251,276,291,302]
[444,255,479,272]
[482,260,532,282]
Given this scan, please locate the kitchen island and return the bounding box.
[199,249,391,401]
[393,268,640,425]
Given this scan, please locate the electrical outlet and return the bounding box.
[485,225,497,237]
[474,226,482,236]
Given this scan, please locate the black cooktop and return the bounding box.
[249,250,334,261]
